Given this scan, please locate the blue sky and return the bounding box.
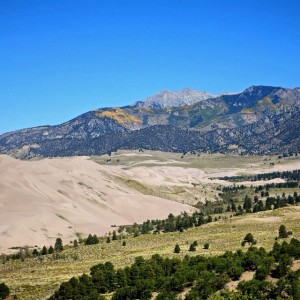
[1,0,300,134]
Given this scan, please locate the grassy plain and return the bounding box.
[2,205,300,299]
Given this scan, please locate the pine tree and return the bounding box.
[0,282,10,300]
[86,234,93,245]
[243,195,252,212]
[41,246,48,255]
[74,239,78,247]
[112,230,117,240]
[48,245,54,254]
[189,243,196,251]
[92,234,99,244]
[241,233,256,246]
[279,224,288,238]
[174,244,181,253]
[204,243,210,250]
[55,238,63,252]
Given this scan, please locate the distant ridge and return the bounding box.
[1,85,300,158]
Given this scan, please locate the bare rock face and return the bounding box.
[132,88,219,108]
[1,85,300,158]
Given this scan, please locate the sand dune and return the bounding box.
[3,151,299,253]
[0,155,194,252]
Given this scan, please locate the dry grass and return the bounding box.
[2,152,300,299]
[92,150,300,179]
[1,205,300,299]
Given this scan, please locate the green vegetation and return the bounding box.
[54,238,63,252]
[278,224,293,239]
[241,233,256,247]
[2,204,300,299]
[0,282,10,300]
[219,169,300,182]
[119,188,300,239]
[2,153,300,300]
[203,242,210,250]
[85,234,100,245]
[189,242,196,252]
[173,244,181,254]
[49,238,300,299]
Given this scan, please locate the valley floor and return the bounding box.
[1,151,300,298]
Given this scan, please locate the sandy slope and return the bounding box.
[0,155,194,252]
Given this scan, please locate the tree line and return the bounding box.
[222,181,299,194]
[120,212,214,237]
[121,190,300,237]
[1,238,64,263]
[218,169,300,182]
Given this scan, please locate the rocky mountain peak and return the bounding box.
[132,88,217,108]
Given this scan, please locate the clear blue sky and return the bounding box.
[1,0,300,134]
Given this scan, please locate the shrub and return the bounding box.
[204,243,210,250]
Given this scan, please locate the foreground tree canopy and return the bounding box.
[49,238,300,300]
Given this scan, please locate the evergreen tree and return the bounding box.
[0,282,10,300]
[93,234,99,244]
[32,249,39,257]
[279,224,288,238]
[115,269,127,288]
[74,239,78,248]
[48,245,54,254]
[174,244,181,253]
[54,238,63,252]
[243,195,252,213]
[204,243,210,250]
[292,279,300,300]
[86,234,99,245]
[241,233,255,246]
[106,237,111,243]
[207,216,213,223]
[112,230,117,240]
[41,246,48,255]
[189,243,196,251]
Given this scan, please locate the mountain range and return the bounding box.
[1,85,300,158]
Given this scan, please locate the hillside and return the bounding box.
[1,85,300,158]
[2,204,300,299]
